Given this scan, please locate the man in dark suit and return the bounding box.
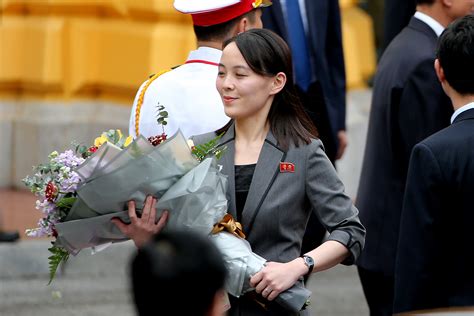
[356,0,474,315]
[261,0,347,258]
[382,0,416,51]
[394,15,474,313]
[261,0,347,164]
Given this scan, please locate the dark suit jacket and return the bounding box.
[394,108,474,313]
[383,0,416,50]
[193,125,365,315]
[356,17,453,275]
[262,0,346,158]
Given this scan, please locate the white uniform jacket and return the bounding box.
[129,47,230,139]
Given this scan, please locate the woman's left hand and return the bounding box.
[250,259,307,301]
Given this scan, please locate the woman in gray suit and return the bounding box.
[192,29,366,315]
[120,29,365,315]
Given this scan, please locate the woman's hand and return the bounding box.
[249,259,307,301]
[111,196,169,248]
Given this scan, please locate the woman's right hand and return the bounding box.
[111,195,169,248]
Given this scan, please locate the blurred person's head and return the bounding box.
[131,230,228,316]
[416,0,474,27]
[174,0,271,45]
[435,15,474,101]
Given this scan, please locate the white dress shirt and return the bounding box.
[451,102,474,124]
[414,11,445,37]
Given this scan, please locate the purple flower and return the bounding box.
[51,150,84,168]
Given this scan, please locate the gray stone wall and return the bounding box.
[0,100,130,188]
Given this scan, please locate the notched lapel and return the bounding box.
[242,134,285,236]
[218,127,237,219]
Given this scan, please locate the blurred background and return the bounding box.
[0,0,381,237]
[0,1,388,314]
[0,0,377,190]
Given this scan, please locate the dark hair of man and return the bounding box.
[218,28,318,151]
[193,9,257,42]
[131,230,227,316]
[416,0,435,5]
[437,15,474,95]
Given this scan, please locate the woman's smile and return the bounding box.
[222,95,238,104]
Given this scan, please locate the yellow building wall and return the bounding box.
[0,0,195,104]
[341,0,377,89]
[0,0,376,104]
[0,0,376,188]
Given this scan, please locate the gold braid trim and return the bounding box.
[134,69,172,137]
[212,213,246,239]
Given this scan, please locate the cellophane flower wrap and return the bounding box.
[22,129,133,283]
[210,232,311,312]
[24,127,310,312]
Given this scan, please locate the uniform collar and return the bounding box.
[186,46,222,65]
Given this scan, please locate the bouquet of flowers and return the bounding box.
[23,106,311,312]
[22,129,134,283]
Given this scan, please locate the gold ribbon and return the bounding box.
[212,214,246,239]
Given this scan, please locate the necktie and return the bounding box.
[285,1,312,91]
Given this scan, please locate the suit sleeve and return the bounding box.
[395,58,452,172]
[305,140,365,264]
[393,143,444,313]
[326,0,346,131]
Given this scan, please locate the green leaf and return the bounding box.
[47,245,69,285]
[155,103,169,128]
[191,133,226,162]
[56,197,77,209]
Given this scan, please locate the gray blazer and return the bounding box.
[193,125,365,315]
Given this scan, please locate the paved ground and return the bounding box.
[0,240,368,316]
[0,89,372,315]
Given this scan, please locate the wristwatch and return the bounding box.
[300,255,315,276]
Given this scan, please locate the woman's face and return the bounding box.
[216,42,276,122]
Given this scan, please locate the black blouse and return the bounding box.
[234,164,256,223]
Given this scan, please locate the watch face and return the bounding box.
[304,256,314,265]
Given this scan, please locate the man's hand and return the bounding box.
[336,130,348,160]
[111,196,169,248]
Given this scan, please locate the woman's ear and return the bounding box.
[270,72,287,95]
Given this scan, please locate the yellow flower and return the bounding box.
[124,136,133,148]
[116,129,123,140]
[94,135,108,147]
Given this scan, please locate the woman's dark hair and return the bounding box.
[218,28,318,151]
[132,230,227,316]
